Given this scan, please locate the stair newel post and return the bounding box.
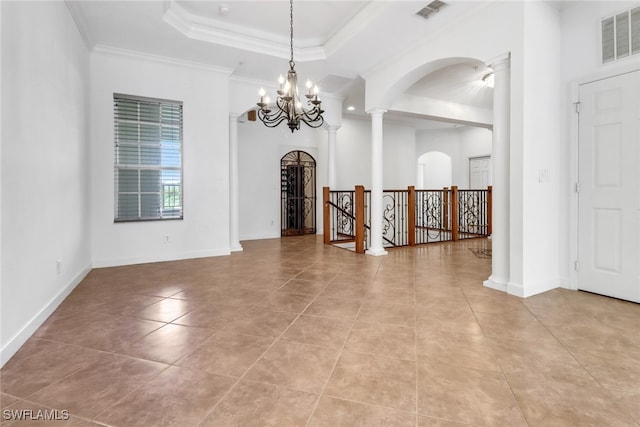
[451,186,459,241]
[443,187,449,231]
[323,187,330,244]
[355,185,365,254]
[408,186,416,247]
[487,185,493,236]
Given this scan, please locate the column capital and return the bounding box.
[366,107,387,117]
[485,52,511,71]
[325,124,341,133]
[229,112,241,121]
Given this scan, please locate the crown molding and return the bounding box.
[163,1,326,62]
[92,45,234,75]
[65,0,94,50]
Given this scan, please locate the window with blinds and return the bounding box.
[114,94,183,222]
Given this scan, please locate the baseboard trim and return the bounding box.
[239,233,281,241]
[0,265,91,367]
[508,280,559,298]
[483,278,508,293]
[92,248,231,268]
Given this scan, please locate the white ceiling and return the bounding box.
[67,0,494,128]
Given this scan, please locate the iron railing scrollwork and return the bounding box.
[415,189,452,244]
[334,191,355,240]
[323,186,491,252]
[457,189,489,238]
[381,190,409,247]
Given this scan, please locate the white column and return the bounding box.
[229,113,243,252]
[484,53,510,291]
[327,125,338,188]
[366,108,388,256]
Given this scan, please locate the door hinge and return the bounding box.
[574,260,580,272]
[575,182,580,193]
[574,102,581,114]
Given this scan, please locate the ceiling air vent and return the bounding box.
[416,1,447,20]
[602,6,640,63]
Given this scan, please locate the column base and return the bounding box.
[366,247,388,257]
[230,244,244,252]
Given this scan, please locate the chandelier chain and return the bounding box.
[289,0,294,68]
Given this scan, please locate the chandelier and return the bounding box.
[256,0,324,132]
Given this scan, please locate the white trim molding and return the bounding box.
[0,265,91,367]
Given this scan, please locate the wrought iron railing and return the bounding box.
[381,190,409,247]
[324,186,491,253]
[324,189,356,243]
[457,189,490,239]
[415,189,453,244]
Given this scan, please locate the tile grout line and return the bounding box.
[518,298,618,403]
[303,254,387,427]
[196,259,340,426]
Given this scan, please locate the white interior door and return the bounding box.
[469,156,491,189]
[578,70,640,302]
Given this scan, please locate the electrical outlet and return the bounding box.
[56,259,62,275]
[164,235,170,243]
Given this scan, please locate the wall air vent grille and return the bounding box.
[602,6,640,63]
[416,1,447,20]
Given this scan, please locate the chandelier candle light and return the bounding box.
[256,0,324,132]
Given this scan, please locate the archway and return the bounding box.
[418,151,452,189]
[281,151,316,236]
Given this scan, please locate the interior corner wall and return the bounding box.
[1,1,91,365]
[90,51,231,267]
[513,1,563,297]
[237,121,324,241]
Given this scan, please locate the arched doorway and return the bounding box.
[418,151,452,189]
[281,151,316,236]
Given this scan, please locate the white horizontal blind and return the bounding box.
[114,94,183,222]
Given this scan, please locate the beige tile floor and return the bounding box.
[1,236,639,426]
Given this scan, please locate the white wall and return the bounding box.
[90,50,232,267]
[514,1,563,296]
[559,1,640,287]
[383,121,417,189]
[416,126,492,188]
[366,1,575,297]
[1,1,91,365]
[237,114,416,241]
[419,152,452,189]
[335,116,416,190]
[237,120,325,240]
[560,1,640,83]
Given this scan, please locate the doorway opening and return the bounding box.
[281,151,316,236]
[417,151,452,189]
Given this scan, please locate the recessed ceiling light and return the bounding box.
[347,105,355,111]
